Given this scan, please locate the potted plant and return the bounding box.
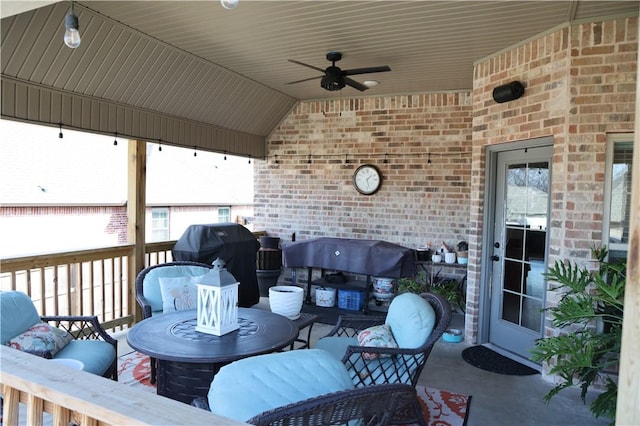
[396,271,427,295]
[456,241,468,265]
[530,247,625,423]
[430,277,465,313]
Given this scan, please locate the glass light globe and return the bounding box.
[64,28,81,48]
[220,0,239,9]
[64,13,81,49]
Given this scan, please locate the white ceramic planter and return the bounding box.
[269,285,304,320]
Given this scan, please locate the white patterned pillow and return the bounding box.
[357,324,398,360]
[6,322,73,359]
[159,275,204,313]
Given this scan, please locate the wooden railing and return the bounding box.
[0,241,176,332]
[0,346,246,426]
[0,234,266,331]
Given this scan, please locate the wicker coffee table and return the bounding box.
[127,308,298,404]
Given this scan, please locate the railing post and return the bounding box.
[128,139,146,323]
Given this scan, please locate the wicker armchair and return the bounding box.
[316,292,451,388]
[135,260,213,383]
[0,291,118,380]
[135,260,213,319]
[193,383,423,426]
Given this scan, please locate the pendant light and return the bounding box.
[220,0,239,9]
[64,3,81,49]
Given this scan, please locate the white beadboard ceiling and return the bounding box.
[1,1,638,155]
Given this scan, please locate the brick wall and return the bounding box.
[255,17,636,379]
[470,17,636,369]
[255,94,473,252]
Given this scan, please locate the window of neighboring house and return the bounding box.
[603,134,633,264]
[151,208,170,242]
[218,207,231,223]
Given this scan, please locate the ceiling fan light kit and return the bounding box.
[288,51,391,92]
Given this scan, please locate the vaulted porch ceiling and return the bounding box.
[1,1,638,157]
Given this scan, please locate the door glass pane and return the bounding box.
[502,292,521,325]
[504,260,524,293]
[505,227,524,260]
[501,161,549,332]
[522,297,542,332]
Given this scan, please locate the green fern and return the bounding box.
[531,247,625,423]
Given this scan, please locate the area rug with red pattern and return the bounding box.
[118,351,471,426]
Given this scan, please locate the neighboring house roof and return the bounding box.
[0,120,253,206]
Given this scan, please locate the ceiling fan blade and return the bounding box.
[344,77,368,92]
[285,75,323,85]
[343,65,391,76]
[288,59,326,73]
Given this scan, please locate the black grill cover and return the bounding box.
[282,237,415,278]
[172,223,260,307]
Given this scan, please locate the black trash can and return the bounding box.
[172,223,260,307]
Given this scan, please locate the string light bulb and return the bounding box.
[220,0,239,9]
[427,152,432,165]
[113,132,118,146]
[58,123,63,139]
[193,146,197,157]
[63,4,81,49]
[158,139,162,152]
[383,153,389,164]
[274,155,279,164]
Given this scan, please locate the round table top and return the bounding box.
[127,308,299,363]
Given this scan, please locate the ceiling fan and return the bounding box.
[287,51,391,92]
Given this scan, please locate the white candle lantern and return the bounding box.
[196,258,240,336]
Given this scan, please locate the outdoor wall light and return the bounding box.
[64,4,81,49]
[220,0,239,10]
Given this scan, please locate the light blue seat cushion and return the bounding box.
[55,340,116,376]
[143,265,210,315]
[315,336,359,360]
[0,291,41,344]
[385,293,435,348]
[208,349,355,422]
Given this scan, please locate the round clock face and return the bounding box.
[353,164,382,195]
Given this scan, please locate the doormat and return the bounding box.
[461,345,539,375]
[118,351,471,425]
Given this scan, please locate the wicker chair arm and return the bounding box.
[246,383,418,426]
[325,315,386,338]
[40,315,117,346]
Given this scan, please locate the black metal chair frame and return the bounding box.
[135,260,214,384]
[322,292,452,389]
[193,383,425,426]
[42,315,118,380]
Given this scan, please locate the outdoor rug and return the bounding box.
[461,345,539,376]
[118,351,471,426]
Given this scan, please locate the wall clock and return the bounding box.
[353,164,382,195]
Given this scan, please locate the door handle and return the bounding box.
[491,255,500,262]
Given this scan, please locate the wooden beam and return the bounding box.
[616,14,640,425]
[128,140,146,323]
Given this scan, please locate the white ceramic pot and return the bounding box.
[445,252,456,264]
[315,287,336,307]
[269,285,304,320]
[373,277,394,300]
[432,254,442,263]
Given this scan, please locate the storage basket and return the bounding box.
[338,289,364,311]
[316,287,336,307]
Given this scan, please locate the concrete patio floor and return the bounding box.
[119,302,609,426]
